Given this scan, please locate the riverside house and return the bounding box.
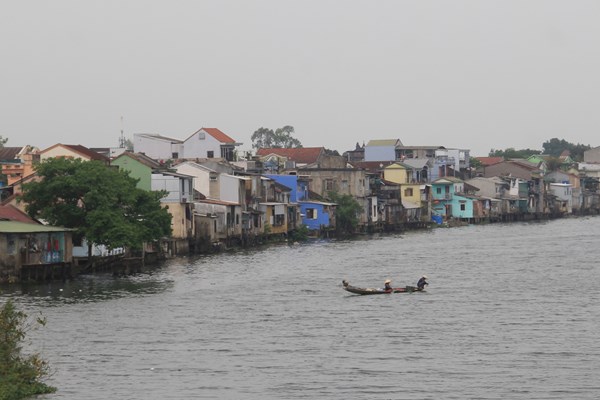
[111,151,161,191]
[151,170,194,255]
[0,219,73,282]
[134,127,242,162]
[383,162,424,222]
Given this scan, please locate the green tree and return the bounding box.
[327,192,363,237]
[0,136,7,147]
[0,300,56,399]
[488,147,541,159]
[19,158,172,257]
[251,127,274,149]
[469,157,483,169]
[251,125,302,149]
[542,138,590,161]
[123,138,134,151]
[545,156,562,172]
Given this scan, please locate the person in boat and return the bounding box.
[417,275,428,290]
[384,279,393,291]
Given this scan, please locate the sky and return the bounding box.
[2,0,600,157]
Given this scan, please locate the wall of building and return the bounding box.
[182,131,221,159]
[134,135,181,160]
[174,163,211,197]
[112,157,152,191]
[364,146,395,162]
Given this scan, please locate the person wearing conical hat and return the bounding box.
[384,279,393,291]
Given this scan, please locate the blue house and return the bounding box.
[431,177,463,219]
[431,177,482,221]
[298,201,336,231]
[264,174,307,202]
[265,174,335,231]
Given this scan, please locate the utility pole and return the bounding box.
[119,116,125,148]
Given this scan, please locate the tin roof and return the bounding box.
[0,147,21,161]
[0,220,72,233]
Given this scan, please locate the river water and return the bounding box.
[2,217,600,399]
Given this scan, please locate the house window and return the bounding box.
[460,204,466,211]
[274,214,285,226]
[207,151,214,158]
[341,180,349,192]
[436,187,442,195]
[306,208,318,219]
[72,234,83,247]
[404,188,413,197]
[7,235,16,255]
[198,132,205,140]
[221,147,234,161]
[325,179,335,191]
[236,214,240,225]
[172,152,178,159]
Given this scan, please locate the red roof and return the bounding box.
[202,128,236,143]
[256,147,324,164]
[0,204,39,224]
[475,157,503,166]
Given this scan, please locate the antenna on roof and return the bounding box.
[119,116,125,148]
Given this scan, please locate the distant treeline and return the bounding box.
[489,138,592,161]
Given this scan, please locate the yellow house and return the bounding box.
[384,163,422,214]
[383,162,412,185]
[258,203,288,236]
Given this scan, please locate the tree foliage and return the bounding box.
[489,138,592,162]
[488,147,541,159]
[469,157,483,169]
[0,300,56,399]
[542,138,590,161]
[251,125,302,149]
[327,192,363,237]
[0,136,7,147]
[123,138,134,151]
[20,158,172,251]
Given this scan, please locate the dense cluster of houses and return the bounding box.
[1,127,600,281]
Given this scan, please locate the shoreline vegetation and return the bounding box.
[0,299,55,400]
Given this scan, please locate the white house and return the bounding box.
[151,170,195,242]
[134,134,183,161]
[173,161,216,199]
[152,171,194,203]
[182,128,241,161]
[549,182,573,214]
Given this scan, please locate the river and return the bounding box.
[2,217,599,399]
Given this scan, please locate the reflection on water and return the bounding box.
[1,270,174,306]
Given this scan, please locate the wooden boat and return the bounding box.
[342,280,423,295]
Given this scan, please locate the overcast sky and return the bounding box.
[2,1,600,156]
